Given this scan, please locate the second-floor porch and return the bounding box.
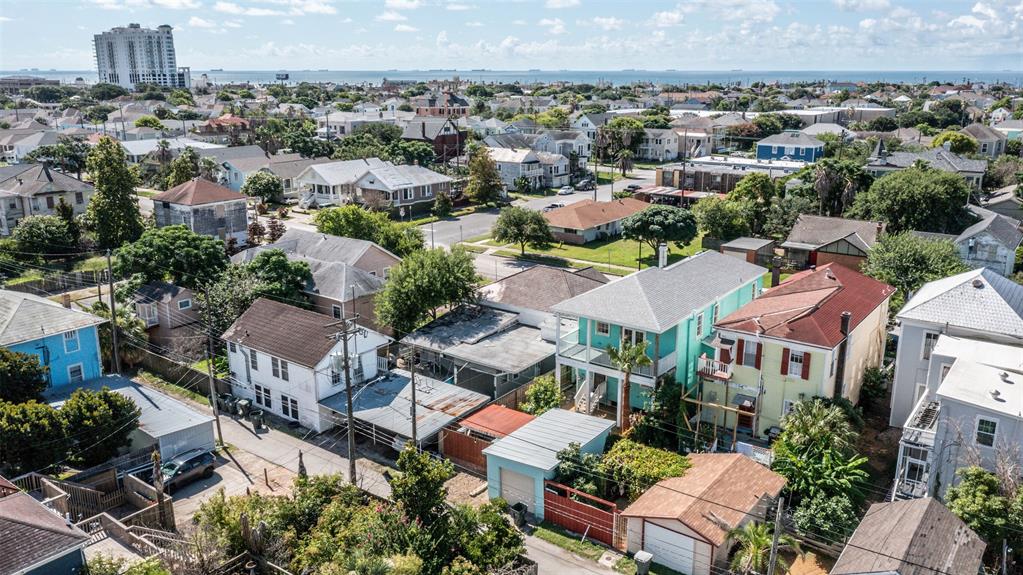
[556,328,677,384]
[892,396,939,500]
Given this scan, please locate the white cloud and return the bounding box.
[539,17,566,34]
[289,0,336,15]
[716,0,779,22]
[385,0,420,8]
[376,10,407,21]
[545,0,579,8]
[339,16,353,23]
[650,6,687,27]
[833,0,889,11]
[436,30,449,47]
[465,20,483,27]
[188,16,217,27]
[213,2,285,16]
[0,16,12,22]
[446,2,474,10]
[512,19,527,25]
[394,23,419,32]
[581,16,623,30]
[153,0,200,8]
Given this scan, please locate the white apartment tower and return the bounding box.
[93,23,190,90]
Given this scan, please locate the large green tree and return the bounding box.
[621,205,698,252]
[86,136,144,248]
[863,233,969,306]
[166,146,200,188]
[114,225,228,289]
[932,131,978,155]
[0,348,48,404]
[12,215,75,259]
[134,115,166,130]
[240,171,283,204]
[313,205,424,257]
[375,247,479,333]
[60,387,141,466]
[89,301,148,369]
[729,172,778,234]
[464,148,504,206]
[727,521,802,575]
[0,401,67,474]
[246,249,312,304]
[492,206,554,255]
[848,166,973,234]
[692,196,750,241]
[606,340,651,433]
[24,135,90,177]
[945,467,1017,547]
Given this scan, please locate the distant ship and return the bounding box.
[210,68,224,71]
[731,69,743,72]
[528,69,541,72]
[471,68,490,72]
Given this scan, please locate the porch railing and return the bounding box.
[697,355,732,379]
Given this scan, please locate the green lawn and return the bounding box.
[72,256,107,272]
[505,234,706,271]
[135,189,159,198]
[135,370,209,405]
[764,271,793,288]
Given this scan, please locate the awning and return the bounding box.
[732,394,756,409]
[705,332,734,349]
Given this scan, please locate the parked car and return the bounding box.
[624,184,642,192]
[574,179,594,191]
[161,449,215,493]
[542,202,566,212]
[557,186,574,195]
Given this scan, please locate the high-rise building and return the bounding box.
[93,23,190,90]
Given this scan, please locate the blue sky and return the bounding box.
[0,0,1020,71]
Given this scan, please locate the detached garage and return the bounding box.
[48,375,215,461]
[621,453,785,575]
[483,409,613,521]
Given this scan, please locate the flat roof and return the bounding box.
[483,408,614,472]
[937,360,1023,419]
[319,369,488,441]
[47,376,213,439]
[722,237,775,250]
[443,324,555,374]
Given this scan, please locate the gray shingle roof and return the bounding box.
[782,215,883,252]
[868,147,988,173]
[0,290,106,346]
[551,251,767,332]
[222,298,342,367]
[757,131,824,148]
[479,265,607,313]
[0,491,89,574]
[483,408,614,472]
[957,206,1023,249]
[0,164,93,197]
[898,267,1023,336]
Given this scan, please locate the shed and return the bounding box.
[47,375,215,460]
[440,404,535,474]
[483,409,614,519]
[720,237,776,266]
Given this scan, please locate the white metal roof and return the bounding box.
[483,408,614,472]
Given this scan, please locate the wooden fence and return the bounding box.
[542,480,620,548]
[439,429,489,475]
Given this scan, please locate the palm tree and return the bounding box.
[605,339,651,432]
[199,156,219,182]
[155,139,171,168]
[88,301,148,369]
[812,161,839,215]
[780,398,858,454]
[616,149,634,177]
[727,521,801,575]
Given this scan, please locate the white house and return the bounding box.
[535,151,571,188]
[484,147,543,191]
[636,128,679,162]
[222,298,389,433]
[294,157,453,210]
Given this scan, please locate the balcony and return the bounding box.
[557,330,672,379]
[697,355,732,380]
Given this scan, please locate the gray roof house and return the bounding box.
[866,139,988,190]
[0,164,95,236]
[951,206,1022,276]
[831,498,984,575]
[960,122,1006,158]
[0,489,90,575]
[780,215,884,269]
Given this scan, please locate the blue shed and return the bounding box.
[483,408,614,520]
[0,290,105,389]
[756,131,824,162]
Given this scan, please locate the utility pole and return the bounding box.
[105,250,121,374]
[766,498,784,575]
[203,289,225,446]
[329,314,366,485]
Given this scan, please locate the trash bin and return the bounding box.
[236,398,251,417]
[217,393,235,413]
[634,551,653,575]
[509,502,528,527]
[250,409,264,430]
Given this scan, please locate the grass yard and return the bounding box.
[72,255,107,272]
[764,271,793,288]
[135,188,159,198]
[134,370,209,405]
[503,233,706,271]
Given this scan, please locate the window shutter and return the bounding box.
[735,339,745,366]
[755,343,763,370]
[781,348,790,375]
[801,353,811,380]
[721,348,731,364]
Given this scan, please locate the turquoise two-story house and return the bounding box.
[551,250,766,427]
[0,290,106,388]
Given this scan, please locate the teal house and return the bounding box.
[0,290,105,388]
[551,250,766,427]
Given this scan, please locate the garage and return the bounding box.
[499,468,535,513]
[643,522,694,575]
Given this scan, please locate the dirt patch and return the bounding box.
[445,472,489,508]
[785,551,834,575]
[856,393,902,501]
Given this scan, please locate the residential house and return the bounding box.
[192,113,252,145]
[195,145,302,192]
[720,237,776,267]
[294,158,453,211]
[462,116,512,137]
[622,454,786,575]
[992,118,1023,141]
[756,131,825,162]
[152,178,250,245]
[535,151,571,188]
[401,117,466,163]
[265,156,335,199]
[537,129,591,166]
[478,265,608,339]
[893,335,1023,499]
[982,183,1023,222]
[133,282,200,351]
[121,137,224,164]
[222,298,390,433]
[0,486,90,575]
[485,147,543,192]
[484,409,614,519]
[231,228,400,332]
[440,404,535,474]
[989,107,1012,123]
[483,132,554,154]
[830,498,984,575]
[0,289,105,389]
[0,164,94,236]
[866,139,988,190]
[552,250,767,426]
[801,122,854,140]
[960,122,1006,158]
[636,128,679,162]
[570,112,609,142]
[780,215,884,269]
[888,268,1023,428]
[543,198,648,245]
[316,110,415,139]
[932,206,1022,277]
[411,92,469,117]
[706,264,894,437]
[655,161,792,195]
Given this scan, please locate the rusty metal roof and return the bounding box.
[459,405,534,438]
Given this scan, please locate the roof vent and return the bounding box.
[990,388,1002,400]
[1001,371,1012,383]
[972,279,984,289]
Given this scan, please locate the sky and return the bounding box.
[0,0,1021,71]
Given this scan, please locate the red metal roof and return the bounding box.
[459,404,534,438]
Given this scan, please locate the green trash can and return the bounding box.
[236,398,251,417]
[250,409,264,430]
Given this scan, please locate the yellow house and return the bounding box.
[696,263,894,439]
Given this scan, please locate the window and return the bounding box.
[742,339,758,366]
[68,364,84,384]
[975,417,997,447]
[695,314,704,338]
[352,355,363,382]
[402,188,414,201]
[249,350,258,371]
[281,394,298,419]
[63,330,80,353]
[255,384,272,409]
[229,342,237,353]
[46,196,55,209]
[922,332,940,360]
[940,363,952,381]
[177,299,192,310]
[332,305,342,319]
[788,351,804,377]
[271,357,289,381]
[712,304,719,324]
[595,322,610,336]
[622,328,645,345]
[751,284,757,299]
[782,399,796,418]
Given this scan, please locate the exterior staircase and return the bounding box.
[574,381,606,414]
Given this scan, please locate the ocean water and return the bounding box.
[4,69,1022,87]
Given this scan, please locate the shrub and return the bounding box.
[520,375,562,416]
[600,438,690,500]
[792,493,859,540]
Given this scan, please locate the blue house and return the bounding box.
[756,131,824,162]
[0,290,105,388]
[551,250,766,427]
[483,409,614,520]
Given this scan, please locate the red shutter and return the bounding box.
[721,348,731,364]
[781,348,790,376]
[735,339,745,366]
[755,342,763,370]
[801,353,811,380]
